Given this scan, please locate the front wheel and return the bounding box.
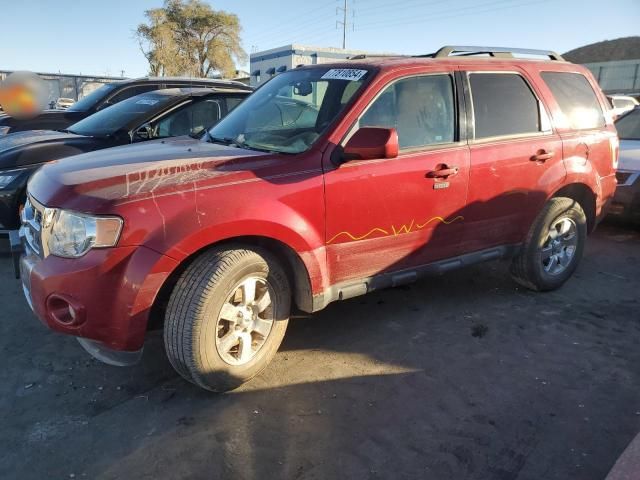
[510,197,587,291]
[164,246,291,392]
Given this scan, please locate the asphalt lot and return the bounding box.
[1,221,639,480]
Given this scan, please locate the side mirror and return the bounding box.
[342,127,399,162]
[134,123,153,140]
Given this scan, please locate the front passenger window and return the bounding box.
[359,75,455,149]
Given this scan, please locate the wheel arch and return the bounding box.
[147,235,315,330]
[551,183,597,232]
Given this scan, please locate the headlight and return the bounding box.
[0,126,10,136]
[47,209,123,258]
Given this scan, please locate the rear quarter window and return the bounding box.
[541,72,605,130]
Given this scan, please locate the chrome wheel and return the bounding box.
[541,217,578,276]
[215,277,275,366]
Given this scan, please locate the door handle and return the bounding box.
[530,150,555,162]
[426,165,459,178]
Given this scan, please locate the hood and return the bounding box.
[0,130,91,169]
[0,130,83,153]
[0,110,86,133]
[28,136,274,212]
[619,139,640,172]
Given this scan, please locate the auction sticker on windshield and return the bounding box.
[135,99,159,105]
[321,69,368,81]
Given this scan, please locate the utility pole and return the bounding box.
[337,0,348,49]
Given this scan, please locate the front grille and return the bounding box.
[20,196,45,257]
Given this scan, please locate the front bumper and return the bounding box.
[609,170,640,220]
[19,241,179,357]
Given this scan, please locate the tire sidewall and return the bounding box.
[530,199,587,290]
[192,250,290,391]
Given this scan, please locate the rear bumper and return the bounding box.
[20,244,179,353]
[596,173,618,226]
[609,170,640,220]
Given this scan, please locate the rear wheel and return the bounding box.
[510,197,587,291]
[164,246,290,392]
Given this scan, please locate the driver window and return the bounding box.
[359,74,455,149]
[155,99,222,137]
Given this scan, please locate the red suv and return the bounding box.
[18,46,618,392]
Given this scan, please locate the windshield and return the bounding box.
[207,67,370,154]
[67,83,117,112]
[68,92,175,136]
[616,108,640,140]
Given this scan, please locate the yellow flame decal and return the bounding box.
[327,215,464,245]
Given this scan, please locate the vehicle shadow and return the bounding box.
[3,201,640,479]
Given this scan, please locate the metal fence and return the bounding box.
[583,59,640,95]
[0,70,126,107]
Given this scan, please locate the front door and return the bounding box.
[323,72,470,286]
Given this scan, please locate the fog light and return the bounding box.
[46,294,84,326]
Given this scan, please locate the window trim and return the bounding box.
[465,70,554,144]
[539,70,607,132]
[341,71,463,156]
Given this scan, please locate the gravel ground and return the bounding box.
[1,221,639,480]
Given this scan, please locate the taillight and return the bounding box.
[610,135,619,170]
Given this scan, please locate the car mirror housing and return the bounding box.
[342,127,399,162]
[134,123,153,140]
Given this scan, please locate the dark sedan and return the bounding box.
[0,87,249,237]
[0,76,252,135]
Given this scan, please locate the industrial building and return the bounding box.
[249,44,390,87]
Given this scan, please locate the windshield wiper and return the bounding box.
[207,135,238,146]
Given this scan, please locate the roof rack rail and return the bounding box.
[348,54,408,60]
[422,46,565,61]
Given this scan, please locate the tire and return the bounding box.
[164,245,291,392]
[510,197,587,292]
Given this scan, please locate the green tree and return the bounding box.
[136,0,247,78]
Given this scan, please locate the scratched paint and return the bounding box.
[326,215,464,245]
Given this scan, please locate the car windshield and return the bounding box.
[207,67,370,154]
[67,83,118,112]
[615,108,640,140]
[67,92,175,137]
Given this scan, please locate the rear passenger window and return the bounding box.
[541,72,605,130]
[359,75,455,149]
[469,73,541,139]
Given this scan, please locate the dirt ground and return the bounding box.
[1,221,639,480]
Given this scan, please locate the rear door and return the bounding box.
[460,68,565,252]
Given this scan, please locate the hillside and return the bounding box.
[564,37,640,63]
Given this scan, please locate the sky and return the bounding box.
[0,0,638,78]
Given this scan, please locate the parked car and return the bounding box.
[17,46,617,392]
[609,106,640,220]
[0,87,249,241]
[54,97,75,110]
[0,76,252,135]
[607,94,639,118]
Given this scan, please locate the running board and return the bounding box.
[313,244,520,311]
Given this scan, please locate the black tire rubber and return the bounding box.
[510,197,587,292]
[164,245,291,392]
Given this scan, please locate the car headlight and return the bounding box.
[0,168,25,188]
[47,209,123,258]
[0,126,10,136]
